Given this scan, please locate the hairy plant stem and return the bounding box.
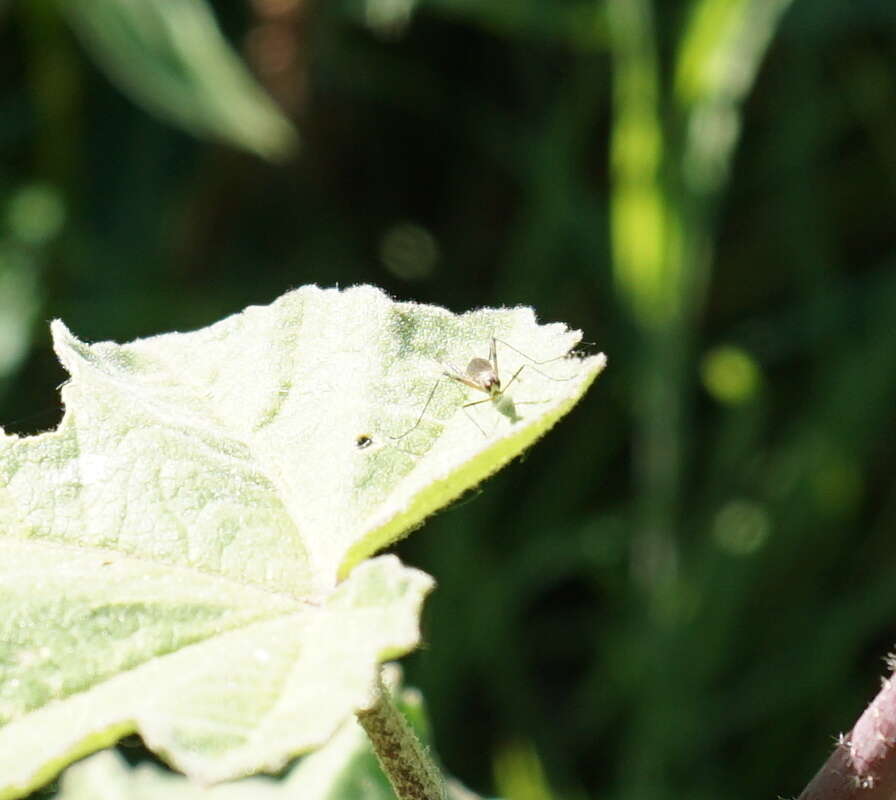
[356,672,447,800]
[799,662,896,799]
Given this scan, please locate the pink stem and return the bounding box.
[799,663,896,799]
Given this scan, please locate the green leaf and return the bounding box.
[63,0,296,160]
[0,285,604,797]
[674,0,795,195]
[0,554,430,798]
[56,674,493,800]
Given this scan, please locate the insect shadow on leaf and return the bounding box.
[389,336,577,442]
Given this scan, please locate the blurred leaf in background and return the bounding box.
[64,0,296,160]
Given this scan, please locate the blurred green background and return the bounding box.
[3,0,896,798]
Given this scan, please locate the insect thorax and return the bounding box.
[466,357,500,392]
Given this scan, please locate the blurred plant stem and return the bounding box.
[607,4,687,795]
[607,0,794,794]
[608,0,684,599]
[607,0,795,597]
[17,0,82,191]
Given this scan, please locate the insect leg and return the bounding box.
[460,398,490,438]
[389,378,444,441]
[500,364,525,394]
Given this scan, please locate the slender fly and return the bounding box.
[391,337,574,440]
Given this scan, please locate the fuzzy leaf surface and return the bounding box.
[56,678,492,800]
[0,285,604,797]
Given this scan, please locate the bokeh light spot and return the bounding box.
[365,0,416,37]
[701,345,760,405]
[713,499,771,556]
[6,184,65,246]
[379,221,439,281]
[811,457,862,516]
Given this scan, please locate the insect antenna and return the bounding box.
[491,337,577,384]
